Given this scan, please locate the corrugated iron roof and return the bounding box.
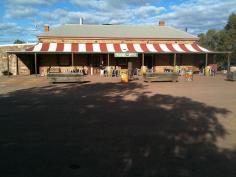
[38,24,198,40]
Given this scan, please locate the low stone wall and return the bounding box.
[0,44,35,76]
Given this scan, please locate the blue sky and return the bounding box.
[0,0,235,44]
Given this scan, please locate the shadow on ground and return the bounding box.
[0,82,235,177]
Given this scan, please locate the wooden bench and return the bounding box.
[47,73,84,83]
[143,72,178,82]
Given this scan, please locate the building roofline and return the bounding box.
[38,36,199,41]
[0,43,36,47]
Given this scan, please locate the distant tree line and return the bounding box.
[13,39,25,44]
[198,13,236,63]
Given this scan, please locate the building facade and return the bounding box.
[7,21,213,76]
[0,43,35,76]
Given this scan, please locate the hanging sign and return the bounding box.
[114,52,138,58]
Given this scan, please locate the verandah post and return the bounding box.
[152,54,154,68]
[174,53,177,66]
[205,53,208,68]
[142,53,144,66]
[204,53,208,76]
[34,53,37,75]
[227,53,231,73]
[107,53,110,66]
[71,53,74,66]
[141,53,145,75]
[7,53,10,77]
[16,56,19,75]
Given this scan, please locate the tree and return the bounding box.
[13,39,25,44]
[198,13,236,63]
[225,13,236,31]
[224,13,236,60]
[198,30,220,50]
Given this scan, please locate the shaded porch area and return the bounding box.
[6,42,231,77]
[11,52,226,77]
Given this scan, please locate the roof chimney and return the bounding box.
[44,24,49,32]
[79,17,83,25]
[159,20,165,26]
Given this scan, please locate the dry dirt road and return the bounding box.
[0,75,235,177]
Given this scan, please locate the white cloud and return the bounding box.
[135,6,165,18]
[69,0,158,10]
[155,0,236,34]
[0,23,16,30]
[4,0,60,19]
[4,6,38,18]
[40,3,165,26]
[1,0,236,44]
[5,0,59,6]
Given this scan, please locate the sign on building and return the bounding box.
[114,52,138,58]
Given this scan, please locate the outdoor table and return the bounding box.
[143,72,178,82]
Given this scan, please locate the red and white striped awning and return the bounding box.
[26,42,211,53]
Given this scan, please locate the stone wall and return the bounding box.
[0,44,35,76]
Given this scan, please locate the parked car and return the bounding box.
[218,62,236,71]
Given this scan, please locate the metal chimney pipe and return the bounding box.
[79,18,83,25]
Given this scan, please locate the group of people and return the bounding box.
[100,65,121,77]
[204,66,217,76]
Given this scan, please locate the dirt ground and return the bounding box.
[0,74,236,177]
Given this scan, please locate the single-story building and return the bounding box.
[6,21,231,76]
[0,43,35,76]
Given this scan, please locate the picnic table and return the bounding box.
[47,72,84,83]
[227,72,236,81]
[143,72,178,82]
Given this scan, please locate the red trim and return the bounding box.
[71,43,78,52]
[86,43,93,52]
[179,44,190,52]
[24,42,211,54]
[166,44,177,52]
[113,43,122,52]
[100,43,108,52]
[26,46,34,51]
[140,44,149,53]
[191,43,204,52]
[41,43,50,52]
[127,43,136,52]
[56,43,64,52]
[153,44,163,52]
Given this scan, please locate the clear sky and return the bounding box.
[0,0,235,44]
